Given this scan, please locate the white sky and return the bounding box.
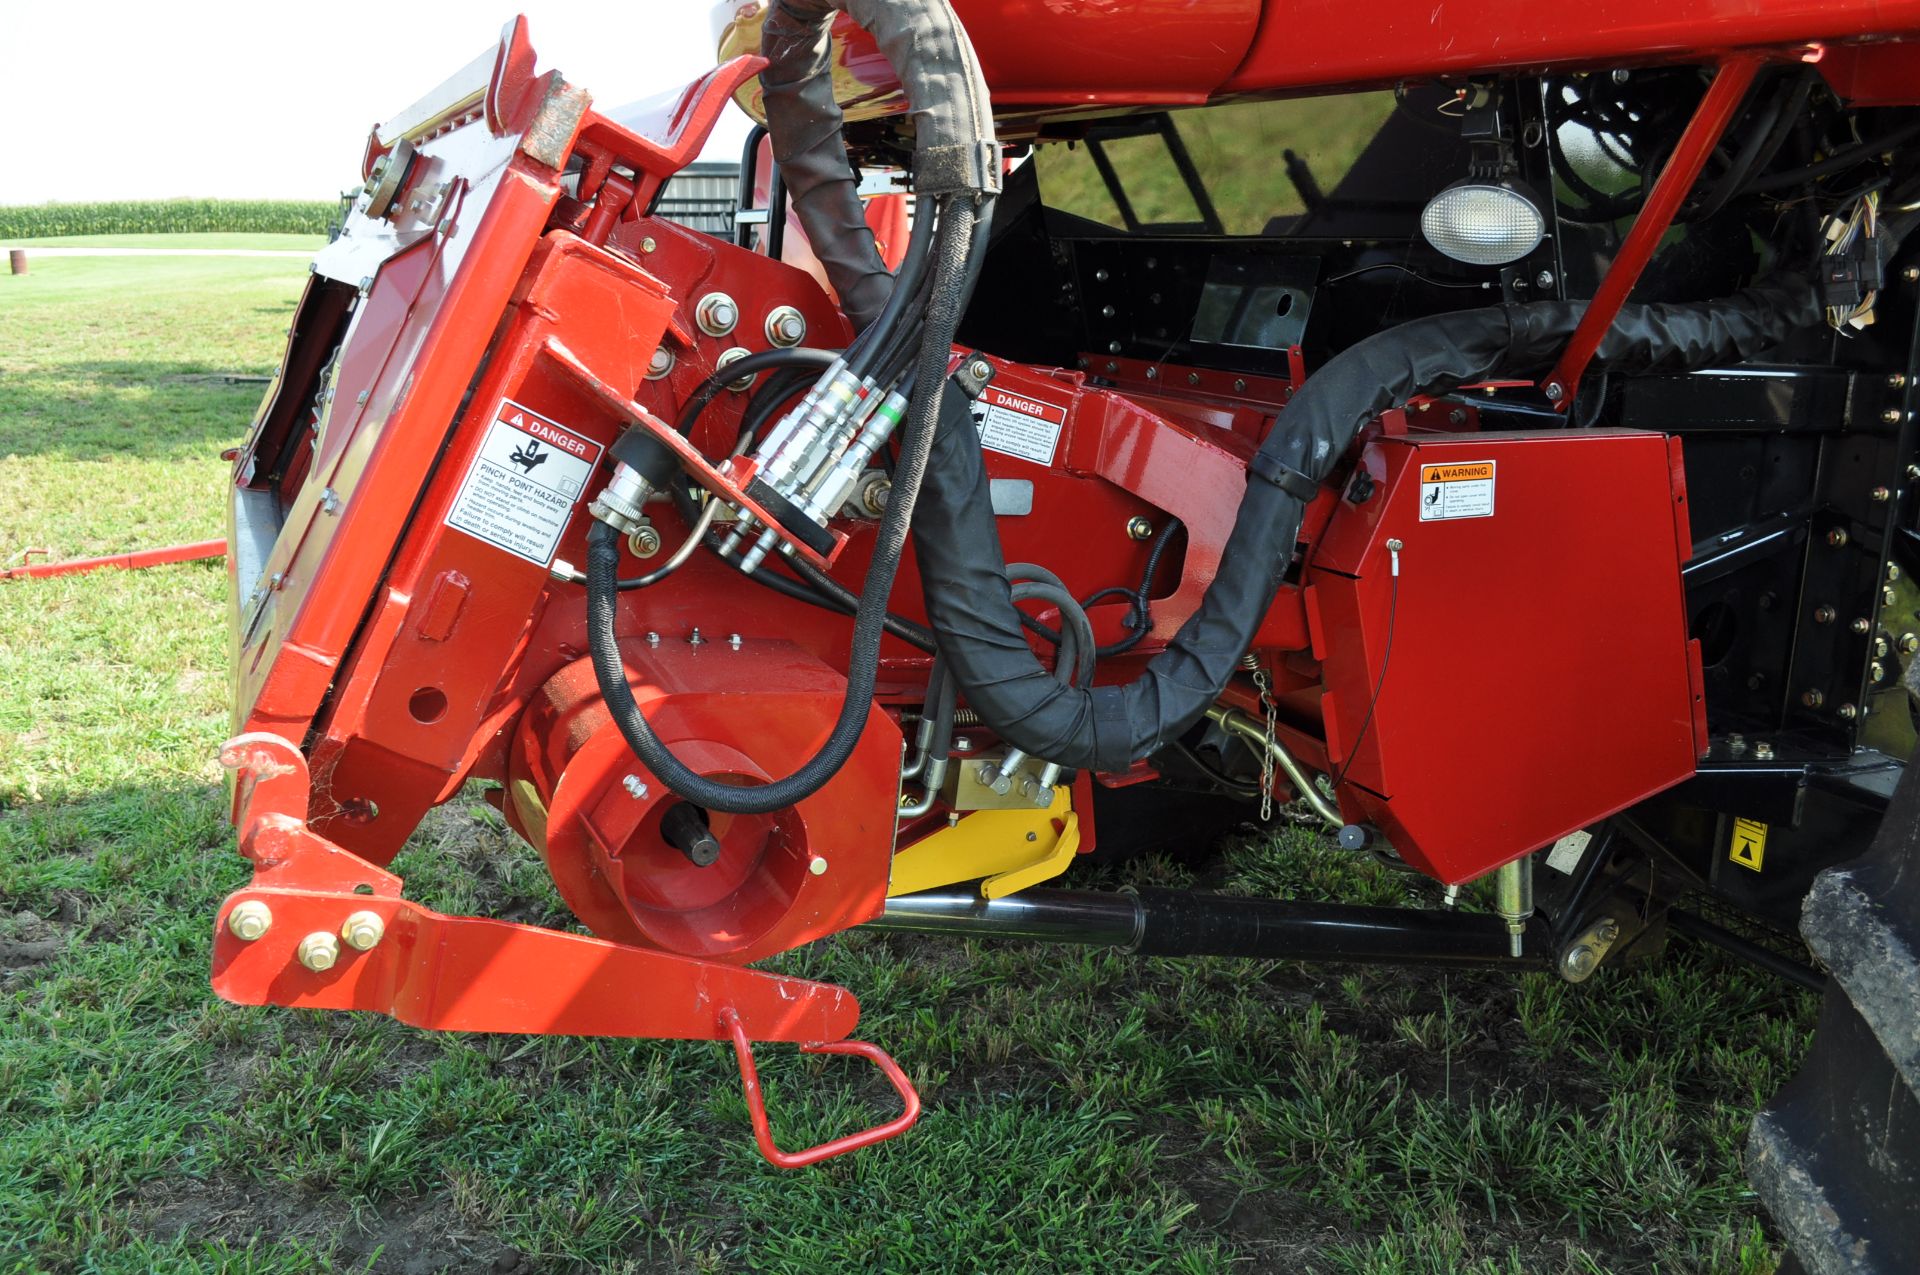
[0,5,752,204]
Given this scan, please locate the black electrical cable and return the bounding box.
[586,196,986,815]
[1018,516,1183,658]
[1743,118,1920,195]
[724,543,939,652]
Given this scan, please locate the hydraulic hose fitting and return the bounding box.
[589,462,652,536]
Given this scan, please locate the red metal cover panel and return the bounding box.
[1309,429,1701,883]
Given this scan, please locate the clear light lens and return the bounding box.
[1420,182,1546,266]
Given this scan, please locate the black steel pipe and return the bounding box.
[1667,908,1827,993]
[869,886,1547,967]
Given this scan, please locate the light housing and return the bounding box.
[1420,178,1547,267]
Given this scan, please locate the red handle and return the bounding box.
[720,1008,922,1169]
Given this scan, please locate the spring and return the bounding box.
[1239,652,1262,672]
[951,707,982,727]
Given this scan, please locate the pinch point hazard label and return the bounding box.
[1418,459,1495,521]
[445,401,602,566]
[969,384,1067,466]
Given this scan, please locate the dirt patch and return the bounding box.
[0,908,68,969]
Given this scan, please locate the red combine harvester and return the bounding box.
[216,0,1920,1256]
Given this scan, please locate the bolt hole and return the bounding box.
[408,686,448,723]
[339,798,380,825]
[353,883,375,896]
[1274,292,1295,318]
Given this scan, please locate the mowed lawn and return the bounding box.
[1,239,1814,1273]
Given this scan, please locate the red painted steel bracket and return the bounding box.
[722,1008,923,1168]
[1,538,225,582]
[539,336,850,569]
[212,732,917,1163]
[1541,53,1769,409]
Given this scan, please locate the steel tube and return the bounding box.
[1204,706,1341,827]
[870,886,1546,966]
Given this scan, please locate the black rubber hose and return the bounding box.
[586,198,985,814]
[847,207,937,378]
[910,278,1822,773]
[674,346,839,438]
[726,546,938,652]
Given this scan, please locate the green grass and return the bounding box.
[4,233,326,252]
[0,200,337,239]
[0,248,1816,1273]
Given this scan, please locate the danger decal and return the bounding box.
[1418,459,1496,522]
[969,385,1068,466]
[445,401,602,566]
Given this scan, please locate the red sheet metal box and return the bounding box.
[1307,428,1706,883]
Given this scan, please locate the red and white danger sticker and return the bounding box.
[969,384,1068,466]
[445,401,602,565]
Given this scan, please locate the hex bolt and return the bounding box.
[1839,703,1860,720]
[1871,486,1893,503]
[1827,528,1850,547]
[1801,688,1826,708]
[808,855,830,876]
[1890,563,1903,583]
[1900,632,1919,654]
[1726,733,1747,756]
[1187,372,1201,386]
[645,630,660,646]
[1877,636,1891,658]
[1883,409,1905,425]
[1814,605,1837,624]
[1535,270,1555,289]
[1872,661,1888,682]
[645,347,676,380]
[764,306,807,348]
[1755,741,1776,761]
[689,628,704,646]
[695,293,739,337]
[1545,382,1565,402]
[1126,516,1153,541]
[629,525,662,558]
[227,900,273,942]
[340,910,385,951]
[296,931,341,972]
[1854,617,1874,634]
[623,774,649,800]
[1891,374,1909,389]
[953,737,973,752]
[641,237,657,254]
[320,487,341,515]
[967,357,992,382]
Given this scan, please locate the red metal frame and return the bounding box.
[1541,54,1768,408]
[2,539,225,582]
[722,1009,922,1168]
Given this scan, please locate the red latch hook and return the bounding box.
[720,1008,922,1168]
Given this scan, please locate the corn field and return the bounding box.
[0,199,338,238]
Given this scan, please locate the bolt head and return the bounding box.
[729,633,742,649]
[1884,409,1905,425]
[1755,741,1775,761]
[1815,605,1837,624]
[629,526,662,558]
[340,910,385,951]
[1872,486,1893,503]
[953,737,972,752]
[1899,632,1919,655]
[296,931,341,972]
[646,347,675,380]
[697,294,739,336]
[1535,270,1555,289]
[1839,702,1860,720]
[967,357,992,381]
[1889,563,1903,583]
[227,900,273,942]
[1801,688,1826,708]
[1828,528,1850,547]
[641,237,657,253]
[1854,617,1873,634]
[1559,944,1600,982]
[1126,516,1153,541]
[808,855,829,876]
[1872,660,1887,682]
[623,774,649,800]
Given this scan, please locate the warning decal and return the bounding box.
[1729,817,1768,872]
[445,401,602,566]
[969,385,1067,466]
[1418,459,1496,522]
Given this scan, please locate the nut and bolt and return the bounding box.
[296,931,341,972]
[1814,605,1837,624]
[689,628,705,646]
[628,525,662,558]
[1126,516,1153,541]
[716,347,755,391]
[1233,379,1247,393]
[1900,632,1919,654]
[1854,617,1874,634]
[640,236,657,254]
[1755,741,1776,761]
[1838,703,1860,720]
[1876,636,1892,658]
[1872,486,1893,503]
[226,900,273,942]
[1828,528,1850,547]
[1536,270,1555,289]
[808,855,830,876]
[764,306,807,348]
[645,347,676,380]
[1889,563,1903,583]
[1545,382,1565,402]
[1883,408,1905,425]
[645,630,660,646]
[623,774,649,799]
[695,292,739,337]
[1146,366,1159,380]
[320,488,341,515]
[1802,688,1826,708]
[1726,733,1747,755]
[1872,660,1888,681]
[340,910,385,952]
[1890,374,1909,389]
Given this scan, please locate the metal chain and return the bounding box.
[1251,664,1279,820]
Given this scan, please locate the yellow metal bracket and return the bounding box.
[887,786,1080,899]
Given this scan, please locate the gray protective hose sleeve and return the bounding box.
[760,0,998,327]
[912,278,1821,774]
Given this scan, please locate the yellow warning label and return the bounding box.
[1729,817,1768,872]
[1420,462,1495,483]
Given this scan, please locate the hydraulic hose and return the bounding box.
[587,198,987,814]
[910,278,1823,773]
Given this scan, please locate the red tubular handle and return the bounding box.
[720,1008,922,1169]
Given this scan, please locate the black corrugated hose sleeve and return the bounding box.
[912,277,1821,774]
[585,199,984,815]
[760,0,998,328]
